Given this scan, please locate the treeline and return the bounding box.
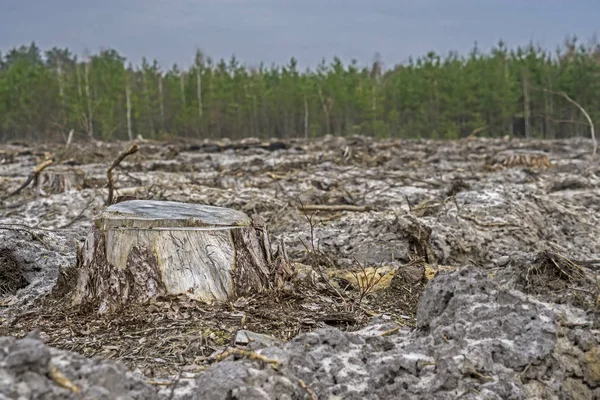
[0,37,599,142]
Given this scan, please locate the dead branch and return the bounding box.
[298,204,371,213]
[297,378,318,400]
[1,159,53,201]
[65,129,74,150]
[466,125,489,139]
[559,92,596,159]
[380,326,400,337]
[538,88,597,159]
[215,348,282,368]
[106,144,139,205]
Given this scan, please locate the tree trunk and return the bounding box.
[180,74,186,107]
[57,59,65,108]
[318,86,331,136]
[304,96,309,139]
[196,68,203,118]
[76,62,83,99]
[126,85,133,141]
[142,72,154,136]
[84,62,94,138]
[158,76,165,134]
[545,76,553,139]
[69,200,289,313]
[522,69,531,139]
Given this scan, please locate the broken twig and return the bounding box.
[215,348,282,368]
[537,88,596,159]
[2,159,53,201]
[106,144,138,205]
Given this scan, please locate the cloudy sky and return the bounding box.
[0,0,598,69]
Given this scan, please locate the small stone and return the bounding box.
[496,256,510,266]
[235,330,281,348]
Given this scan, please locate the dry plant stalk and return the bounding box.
[298,204,371,213]
[347,261,390,305]
[106,144,138,205]
[1,158,54,201]
[298,208,348,304]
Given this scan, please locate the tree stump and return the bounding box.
[36,166,85,194]
[71,200,278,313]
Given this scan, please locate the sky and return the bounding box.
[0,0,598,70]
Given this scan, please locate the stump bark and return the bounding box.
[71,200,279,313]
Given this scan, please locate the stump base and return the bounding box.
[70,200,286,313]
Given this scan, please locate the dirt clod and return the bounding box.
[0,248,28,296]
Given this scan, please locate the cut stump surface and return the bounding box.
[71,200,273,313]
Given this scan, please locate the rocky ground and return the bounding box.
[0,135,599,399]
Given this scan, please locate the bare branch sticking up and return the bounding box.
[538,88,597,159]
[466,125,489,139]
[65,129,74,150]
[557,91,596,159]
[1,159,53,201]
[106,144,138,205]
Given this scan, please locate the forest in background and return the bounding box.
[0,36,599,142]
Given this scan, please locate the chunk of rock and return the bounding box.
[2,267,597,399]
[234,330,282,349]
[0,230,76,319]
[190,267,599,399]
[0,336,159,399]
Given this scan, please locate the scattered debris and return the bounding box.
[0,135,599,398]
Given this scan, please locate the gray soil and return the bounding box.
[1,135,599,399]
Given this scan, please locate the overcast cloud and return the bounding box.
[0,0,598,69]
